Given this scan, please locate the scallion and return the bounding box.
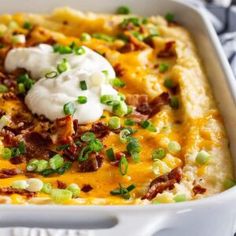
[63,102,75,115]
[57,58,70,74]
[119,155,128,176]
[77,96,87,104]
[80,33,91,41]
[108,116,121,129]
[49,154,64,170]
[80,80,87,90]
[195,150,210,165]
[106,148,115,161]
[0,84,8,93]
[45,71,58,79]
[159,63,169,73]
[116,6,131,15]
[81,132,96,142]
[51,189,72,204]
[152,148,166,161]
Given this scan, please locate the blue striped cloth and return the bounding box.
[185,0,236,76]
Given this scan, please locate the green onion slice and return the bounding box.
[119,155,128,176]
[63,102,75,115]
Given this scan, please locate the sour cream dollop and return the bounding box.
[5,44,120,124]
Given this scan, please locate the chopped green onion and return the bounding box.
[45,71,58,79]
[10,141,26,158]
[57,161,72,175]
[88,139,103,152]
[140,120,157,132]
[127,106,134,115]
[195,150,210,165]
[110,183,136,199]
[92,33,114,42]
[80,32,91,41]
[57,58,70,74]
[116,6,131,15]
[12,34,26,44]
[26,159,39,171]
[78,146,91,162]
[165,12,175,22]
[77,96,87,104]
[120,17,144,29]
[1,148,12,160]
[63,102,75,115]
[80,80,87,90]
[49,154,64,170]
[40,168,56,177]
[132,31,144,41]
[106,148,115,161]
[23,21,32,30]
[159,63,169,73]
[53,44,73,54]
[111,78,125,88]
[152,148,166,161]
[174,194,186,202]
[67,183,80,198]
[51,189,72,204]
[100,95,119,106]
[36,160,49,172]
[124,119,135,126]
[56,144,70,151]
[17,73,34,90]
[119,155,128,176]
[18,83,25,94]
[11,180,28,190]
[41,182,52,194]
[169,96,180,109]
[164,78,175,89]
[26,178,43,192]
[119,128,132,143]
[0,84,8,93]
[8,21,19,30]
[81,132,96,142]
[0,115,10,130]
[127,137,141,162]
[108,116,121,129]
[167,141,181,154]
[75,46,86,55]
[112,101,128,117]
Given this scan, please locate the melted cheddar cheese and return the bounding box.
[0,7,233,205]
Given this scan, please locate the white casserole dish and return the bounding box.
[0,0,236,235]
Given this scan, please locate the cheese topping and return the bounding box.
[5,44,118,123]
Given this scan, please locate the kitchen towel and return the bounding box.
[184,0,236,76]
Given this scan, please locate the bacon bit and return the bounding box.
[10,156,26,165]
[57,180,67,189]
[0,168,22,179]
[110,151,128,166]
[0,187,36,198]
[24,131,52,159]
[118,32,146,53]
[51,115,75,144]
[142,167,182,200]
[126,92,169,118]
[81,184,93,193]
[78,153,104,172]
[2,92,17,100]
[192,185,206,195]
[114,63,125,77]
[149,92,169,117]
[90,122,110,139]
[128,111,148,123]
[63,143,78,161]
[157,41,176,58]
[0,128,18,146]
[126,94,148,107]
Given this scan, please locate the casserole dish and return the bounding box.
[0,0,236,235]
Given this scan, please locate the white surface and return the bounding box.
[0,0,236,236]
[5,44,117,124]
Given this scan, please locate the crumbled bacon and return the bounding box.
[51,115,74,144]
[24,131,52,159]
[2,92,17,100]
[142,167,182,200]
[157,41,176,58]
[57,180,67,189]
[10,156,26,165]
[0,187,36,198]
[0,128,18,146]
[63,143,79,161]
[90,122,110,139]
[78,153,103,172]
[192,185,206,195]
[0,168,22,179]
[114,63,125,77]
[81,184,93,193]
[126,92,169,118]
